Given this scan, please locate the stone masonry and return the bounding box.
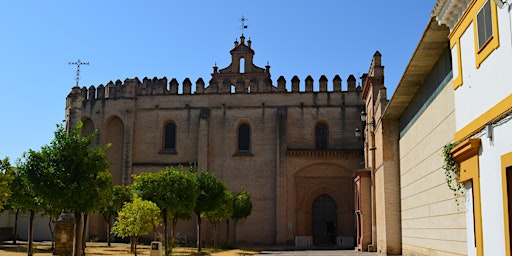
[65,35,381,248]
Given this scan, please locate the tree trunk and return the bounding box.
[82,214,88,255]
[28,210,35,256]
[171,218,178,243]
[163,209,168,256]
[212,222,218,249]
[196,212,202,252]
[226,219,230,245]
[48,214,55,250]
[12,209,18,245]
[74,212,83,256]
[131,236,138,255]
[106,215,112,247]
[233,219,238,246]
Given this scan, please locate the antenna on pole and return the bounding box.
[239,15,248,35]
[69,59,89,86]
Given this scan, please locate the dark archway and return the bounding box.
[312,194,338,246]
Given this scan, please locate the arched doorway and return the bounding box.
[312,194,337,246]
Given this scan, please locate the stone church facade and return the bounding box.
[65,34,379,248]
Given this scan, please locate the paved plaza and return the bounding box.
[255,250,379,256]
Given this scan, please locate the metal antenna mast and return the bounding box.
[239,15,248,35]
[69,59,89,86]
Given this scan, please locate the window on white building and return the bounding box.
[477,0,493,50]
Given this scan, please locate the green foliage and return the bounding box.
[7,152,44,213]
[132,167,199,220]
[204,190,233,225]
[111,197,161,239]
[195,171,228,214]
[101,185,133,219]
[443,142,465,204]
[231,189,252,221]
[194,171,228,252]
[132,167,199,255]
[166,167,199,220]
[0,157,13,212]
[27,122,112,213]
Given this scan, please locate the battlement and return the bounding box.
[71,74,362,101]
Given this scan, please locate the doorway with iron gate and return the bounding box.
[312,194,338,246]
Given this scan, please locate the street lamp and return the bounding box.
[360,110,367,122]
[355,128,362,139]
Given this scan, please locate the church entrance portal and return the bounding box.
[312,194,337,246]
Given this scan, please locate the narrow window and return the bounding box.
[238,124,250,151]
[477,0,493,50]
[315,123,328,150]
[240,58,245,73]
[164,123,176,150]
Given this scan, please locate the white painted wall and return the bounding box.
[465,182,476,256]
[454,5,512,255]
[479,118,512,256]
[454,6,512,131]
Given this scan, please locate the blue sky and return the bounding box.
[0,1,436,161]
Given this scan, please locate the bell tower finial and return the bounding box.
[239,15,248,36]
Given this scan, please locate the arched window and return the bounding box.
[315,123,328,150]
[239,57,245,73]
[238,123,250,151]
[163,122,176,151]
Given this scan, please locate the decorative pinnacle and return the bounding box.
[69,59,89,86]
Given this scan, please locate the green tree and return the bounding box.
[0,157,13,212]
[13,150,45,255]
[204,190,232,249]
[100,185,133,246]
[132,167,199,256]
[82,170,113,253]
[231,189,252,245]
[26,122,111,256]
[194,171,228,252]
[111,197,161,256]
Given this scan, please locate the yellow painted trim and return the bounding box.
[474,0,500,68]
[448,0,500,90]
[451,138,483,256]
[472,176,484,256]
[455,93,512,142]
[449,20,471,90]
[452,41,463,89]
[502,152,512,256]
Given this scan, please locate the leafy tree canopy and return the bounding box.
[132,167,199,220]
[6,152,44,214]
[26,122,112,214]
[0,157,13,211]
[232,189,253,220]
[203,189,233,224]
[101,185,133,218]
[195,171,228,214]
[111,197,161,239]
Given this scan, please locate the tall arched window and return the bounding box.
[315,123,328,150]
[239,57,245,73]
[163,122,176,151]
[238,123,250,151]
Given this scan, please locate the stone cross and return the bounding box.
[69,59,89,86]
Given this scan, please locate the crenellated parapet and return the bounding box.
[73,74,362,101]
[68,35,367,104]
